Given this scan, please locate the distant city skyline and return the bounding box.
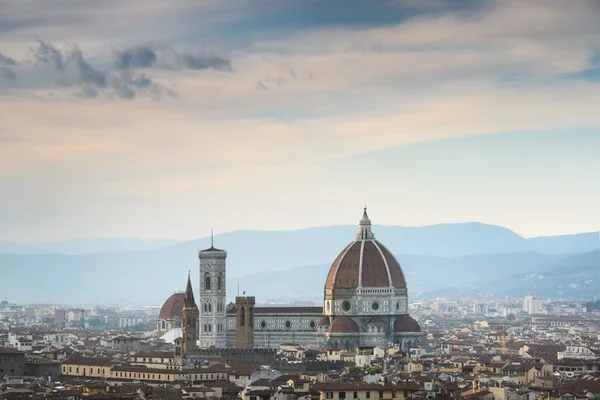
[1,1,599,242]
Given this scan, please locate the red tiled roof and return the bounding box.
[325,240,407,291]
[329,316,359,334]
[159,293,185,319]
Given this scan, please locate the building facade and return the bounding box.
[198,244,227,348]
[159,207,422,352]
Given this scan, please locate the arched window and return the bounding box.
[217,273,222,290]
[240,307,245,326]
[208,303,212,313]
[204,273,211,291]
[208,323,212,333]
[161,320,166,330]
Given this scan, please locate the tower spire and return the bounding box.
[356,205,374,240]
[184,270,196,306]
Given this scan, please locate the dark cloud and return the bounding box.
[113,45,158,69]
[0,52,18,81]
[111,71,155,100]
[69,46,108,88]
[32,40,66,70]
[181,53,232,71]
[3,40,232,100]
[0,52,17,66]
[113,44,232,72]
[1,66,17,81]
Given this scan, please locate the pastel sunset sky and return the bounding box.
[0,0,598,242]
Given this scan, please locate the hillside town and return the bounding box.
[1,295,600,400]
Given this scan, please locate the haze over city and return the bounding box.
[1,0,599,243]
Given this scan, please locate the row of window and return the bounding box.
[258,320,317,330]
[203,301,225,313]
[326,391,380,399]
[202,322,224,333]
[204,273,224,291]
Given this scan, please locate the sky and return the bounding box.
[0,0,599,242]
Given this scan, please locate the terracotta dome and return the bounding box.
[394,315,421,333]
[159,293,185,319]
[325,208,406,291]
[328,315,359,334]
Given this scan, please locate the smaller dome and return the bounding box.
[159,293,185,319]
[328,316,359,334]
[368,316,386,325]
[394,315,421,333]
[318,316,330,326]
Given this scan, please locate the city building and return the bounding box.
[523,294,544,315]
[159,206,422,351]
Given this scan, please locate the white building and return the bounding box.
[198,243,227,349]
[523,294,543,315]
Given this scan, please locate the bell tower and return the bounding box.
[181,272,199,355]
[198,231,227,348]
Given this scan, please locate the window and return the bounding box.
[353,392,358,399]
[342,301,351,312]
[371,302,379,311]
[240,307,245,326]
[260,320,266,329]
[285,320,291,329]
[218,274,222,290]
[250,306,254,327]
[310,321,316,329]
[326,393,333,399]
[366,392,370,399]
[161,320,166,330]
[340,392,346,399]
[204,273,211,290]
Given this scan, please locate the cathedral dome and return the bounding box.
[394,315,421,333]
[328,315,359,334]
[159,293,185,319]
[324,207,406,292]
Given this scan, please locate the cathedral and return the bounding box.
[157,207,422,351]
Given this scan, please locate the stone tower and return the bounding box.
[236,296,255,349]
[181,272,199,355]
[198,237,227,348]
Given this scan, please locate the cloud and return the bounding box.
[2,40,229,100]
[32,40,66,70]
[113,44,232,71]
[0,52,18,81]
[114,45,158,69]
[1,67,17,81]
[0,52,18,66]
[181,52,232,71]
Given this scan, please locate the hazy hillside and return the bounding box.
[229,252,566,301]
[0,223,597,304]
[419,250,600,299]
[1,250,596,305]
[0,238,180,255]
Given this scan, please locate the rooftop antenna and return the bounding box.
[211,228,214,248]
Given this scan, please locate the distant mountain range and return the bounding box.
[0,223,597,304]
[0,237,180,255]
